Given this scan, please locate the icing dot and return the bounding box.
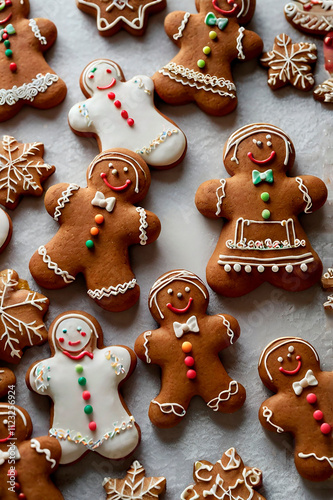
[197,59,206,69]
[90,227,99,236]
[78,377,87,386]
[84,405,93,415]
[182,341,192,353]
[114,100,121,108]
[257,265,265,273]
[82,391,91,401]
[9,62,17,72]
[300,263,308,272]
[184,356,195,367]
[209,30,217,39]
[185,286,190,292]
[203,46,211,55]
[261,192,270,202]
[277,357,283,363]
[127,118,135,127]
[121,110,129,119]
[313,410,323,421]
[285,265,293,273]
[272,265,279,273]
[86,239,94,249]
[3,419,7,425]
[306,393,317,404]
[244,265,252,273]
[89,421,97,431]
[76,365,83,374]
[224,264,231,272]
[123,167,129,173]
[167,288,173,295]
[187,369,197,380]
[262,209,271,220]
[95,214,104,224]
[267,142,272,147]
[320,423,332,435]
[288,346,294,353]
[233,264,241,272]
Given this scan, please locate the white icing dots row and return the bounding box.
[223,263,308,273]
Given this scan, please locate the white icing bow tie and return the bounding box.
[292,369,318,396]
[0,446,20,465]
[173,316,199,338]
[91,191,116,212]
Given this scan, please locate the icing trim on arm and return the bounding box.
[173,12,191,40]
[87,278,137,300]
[217,314,235,344]
[30,438,56,468]
[236,27,245,60]
[262,406,285,433]
[28,19,47,45]
[136,207,148,245]
[143,331,152,363]
[215,179,226,216]
[53,184,80,221]
[38,246,76,283]
[295,177,313,213]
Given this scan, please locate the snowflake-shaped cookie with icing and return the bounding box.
[285,0,333,37]
[76,0,166,37]
[0,135,55,209]
[103,461,166,499]
[180,448,265,500]
[261,34,317,91]
[0,269,49,364]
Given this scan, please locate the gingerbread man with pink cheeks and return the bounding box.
[258,337,333,482]
[195,123,328,297]
[135,270,246,428]
[153,0,263,116]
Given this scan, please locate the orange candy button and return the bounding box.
[90,227,99,236]
[95,214,104,224]
[182,341,192,353]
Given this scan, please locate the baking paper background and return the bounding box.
[0,0,332,498]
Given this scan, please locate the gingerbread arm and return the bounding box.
[206,314,241,351]
[26,358,53,396]
[293,175,327,214]
[195,178,230,220]
[30,18,58,51]
[259,397,291,434]
[68,99,94,134]
[164,10,190,46]
[237,28,263,61]
[129,207,161,246]
[43,183,79,220]
[135,329,167,365]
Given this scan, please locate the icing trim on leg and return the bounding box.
[37,246,76,284]
[87,278,137,300]
[151,400,186,418]
[207,380,239,411]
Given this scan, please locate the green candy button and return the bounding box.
[209,31,217,40]
[262,209,271,220]
[86,239,94,249]
[197,59,206,69]
[203,46,211,55]
[261,192,270,202]
[78,377,86,386]
[5,49,13,58]
[76,365,83,374]
[84,405,93,415]
[4,40,10,48]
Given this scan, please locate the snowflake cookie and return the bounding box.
[261,34,317,91]
[285,0,333,37]
[180,448,265,500]
[0,269,49,364]
[0,135,55,209]
[0,0,67,122]
[103,460,166,499]
[26,311,140,465]
[76,0,166,37]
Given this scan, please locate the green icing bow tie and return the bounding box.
[205,12,229,30]
[0,24,15,41]
[252,169,274,185]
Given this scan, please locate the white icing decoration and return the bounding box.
[180,485,200,500]
[173,12,191,40]
[77,0,165,32]
[0,208,10,249]
[185,287,190,292]
[173,315,199,338]
[149,270,207,320]
[91,191,116,212]
[236,27,245,60]
[87,279,137,300]
[218,252,314,271]
[262,406,285,433]
[53,184,80,221]
[324,294,333,310]
[0,73,59,106]
[28,19,47,45]
[298,452,333,468]
[295,177,313,214]
[32,363,50,392]
[292,369,318,396]
[38,245,76,284]
[68,60,186,168]
[259,337,319,381]
[278,356,283,362]
[136,207,148,246]
[0,404,27,426]
[288,346,294,353]
[159,63,236,98]
[194,461,214,482]
[285,2,333,33]
[29,313,139,464]
[207,380,239,411]
[217,314,235,345]
[151,400,186,418]
[314,77,333,102]
[143,331,152,363]
[224,124,293,165]
[107,0,134,11]
[202,466,262,499]
[218,447,242,470]
[0,445,20,465]
[30,438,56,468]
[215,179,226,216]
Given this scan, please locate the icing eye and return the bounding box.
[252,139,257,144]
[185,287,190,293]
[278,357,283,363]
[106,69,112,74]
[288,346,295,353]
[256,141,263,148]
[62,329,67,334]
[123,167,129,173]
[3,419,8,425]
[266,135,271,139]
[58,337,65,343]
[112,169,118,176]
[177,293,183,299]
[287,354,292,358]
[167,288,173,295]
[108,163,113,168]
[77,326,82,332]
[267,142,272,147]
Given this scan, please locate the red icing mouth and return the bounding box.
[0,12,12,24]
[97,78,116,90]
[68,340,81,346]
[247,151,276,165]
[167,297,193,314]
[101,173,132,191]
[62,350,94,360]
[0,429,15,443]
[279,355,302,375]
[212,0,238,15]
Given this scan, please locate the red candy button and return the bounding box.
[114,100,121,108]
[306,393,317,404]
[184,356,194,367]
[89,421,97,431]
[187,369,197,380]
[313,410,323,421]
[82,391,91,401]
[108,92,115,100]
[320,423,332,435]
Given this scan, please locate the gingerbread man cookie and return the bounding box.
[135,270,246,428]
[76,0,166,37]
[29,148,161,312]
[152,0,263,116]
[0,0,66,122]
[285,1,333,37]
[0,269,49,364]
[314,32,333,103]
[180,448,265,500]
[258,337,333,482]
[68,59,187,170]
[27,311,140,465]
[0,207,12,253]
[195,123,328,297]
[0,368,63,499]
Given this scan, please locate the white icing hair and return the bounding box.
[149,270,207,319]
[0,404,27,426]
[51,312,99,350]
[82,59,122,96]
[224,123,293,166]
[237,0,251,18]
[88,151,146,194]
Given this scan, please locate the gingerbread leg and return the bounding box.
[295,451,333,482]
[30,78,67,110]
[195,91,238,117]
[0,102,23,122]
[98,424,140,460]
[148,387,191,428]
[201,378,246,414]
[206,262,262,297]
[153,71,196,106]
[268,258,323,292]
[57,438,86,465]
[29,245,77,289]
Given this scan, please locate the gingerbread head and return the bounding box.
[0,0,29,21]
[135,269,246,428]
[196,0,257,24]
[258,337,333,482]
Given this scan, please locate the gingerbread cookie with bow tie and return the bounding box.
[195,123,327,297]
[134,269,246,428]
[29,148,161,312]
[258,337,333,482]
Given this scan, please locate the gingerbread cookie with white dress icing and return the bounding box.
[26,311,140,465]
[285,1,333,37]
[0,0,66,122]
[195,123,327,297]
[68,59,187,170]
[76,0,166,37]
[135,270,246,428]
[258,337,333,482]
[152,0,263,116]
[29,148,161,312]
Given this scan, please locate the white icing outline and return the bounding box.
[262,406,284,433]
[28,19,47,45]
[218,447,242,470]
[314,77,333,102]
[38,246,76,284]
[324,294,333,309]
[285,2,333,33]
[30,438,56,468]
[298,452,333,468]
[0,404,27,426]
[87,278,137,300]
[194,461,213,482]
[215,179,226,216]
[136,207,148,245]
[53,184,80,221]
[207,380,239,411]
[180,485,200,500]
[295,177,313,213]
[173,11,191,40]
[143,331,152,363]
[217,314,235,344]
[51,313,99,348]
[151,400,186,418]
[135,129,179,156]
[236,27,245,60]
[0,73,59,106]
[218,252,314,270]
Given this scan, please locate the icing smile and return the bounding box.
[100,172,132,191]
[248,151,276,165]
[212,0,238,15]
[68,340,81,346]
[0,12,12,24]
[97,78,116,90]
[279,355,302,375]
[0,428,14,443]
[167,297,193,314]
